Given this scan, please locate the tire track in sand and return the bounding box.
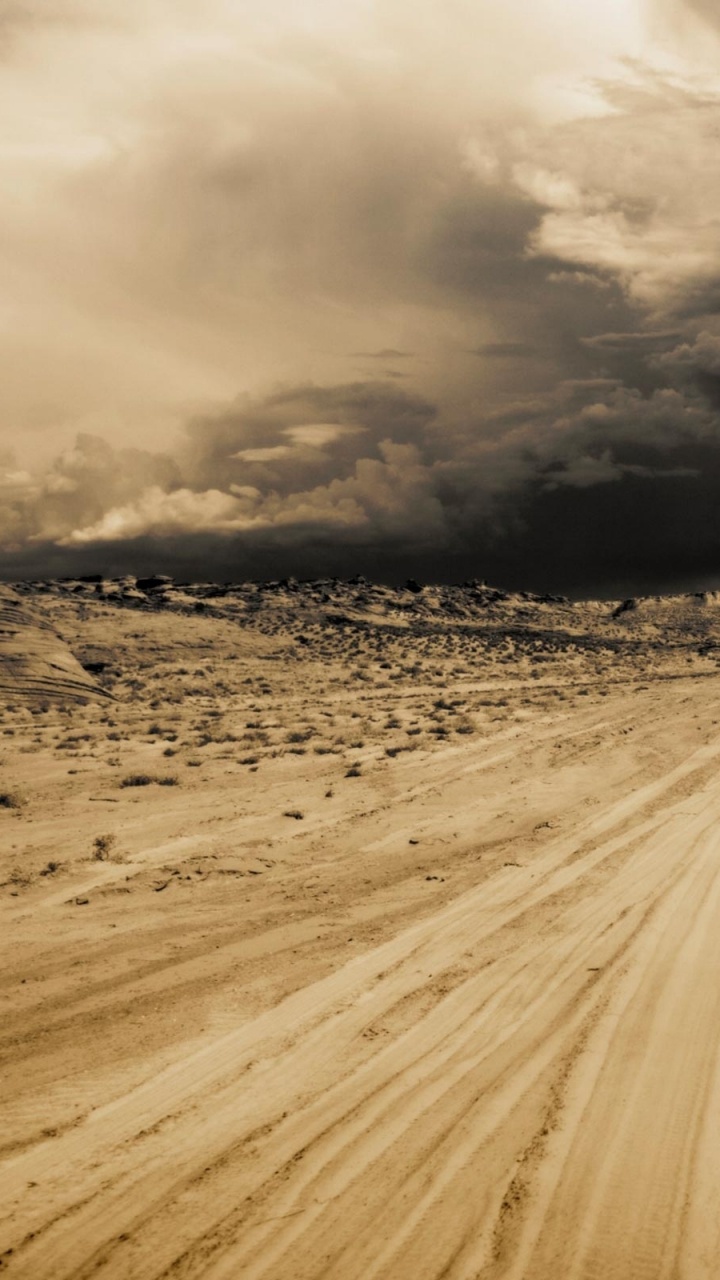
[3,732,720,1278]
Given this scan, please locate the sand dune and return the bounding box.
[2,578,720,1277]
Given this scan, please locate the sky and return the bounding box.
[3,0,720,595]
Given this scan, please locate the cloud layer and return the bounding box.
[3,0,720,593]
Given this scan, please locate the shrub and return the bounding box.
[0,789,27,810]
[286,729,314,743]
[119,773,179,788]
[93,833,116,860]
[455,716,477,735]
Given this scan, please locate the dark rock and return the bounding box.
[405,579,423,594]
[136,575,173,591]
[613,598,638,617]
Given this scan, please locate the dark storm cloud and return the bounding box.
[651,330,720,411]
[4,358,720,600]
[184,382,438,497]
[4,2,720,595]
[419,187,545,299]
[656,332,720,377]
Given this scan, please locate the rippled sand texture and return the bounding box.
[2,577,720,1278]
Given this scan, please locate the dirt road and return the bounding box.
[2,675,720,1278]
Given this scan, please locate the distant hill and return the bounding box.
[4,575,720,706]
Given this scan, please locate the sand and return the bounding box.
[2,577,720,1277]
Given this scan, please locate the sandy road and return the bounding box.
[3,683,720,1278]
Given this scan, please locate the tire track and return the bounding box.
[4,722,720,1278]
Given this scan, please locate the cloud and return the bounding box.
[546,270,612,289]
[580,331,680,351]
[59,483,367,545]
[58,433,446,549]
[2,365,714,565]
[471,342,538,358]
[230,422,365,464]
[500,66,720,320]
[0,432,181,551]
[657,330,720,376]
[59,487,264,544]
[0,0,654,464]
[4,1,720,594]
[352,350,414,360]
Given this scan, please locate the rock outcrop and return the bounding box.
[0,587,110,704]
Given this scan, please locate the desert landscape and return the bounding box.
[5,0,720,1273]
[1,574,720,1277]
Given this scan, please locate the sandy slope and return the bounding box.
[2,583,720,1277]
[0,588,107,705]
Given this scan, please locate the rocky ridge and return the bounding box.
[3,573,720,705]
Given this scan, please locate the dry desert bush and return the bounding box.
[0,787,28,810]
[119,773,180,788]
[92,833,117,861]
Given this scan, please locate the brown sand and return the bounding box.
[2,578,720,1277]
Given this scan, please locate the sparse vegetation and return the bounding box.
[0,789,27,810]
[92,833,117,860]
[119,773,179,788]
[286,729,314,743]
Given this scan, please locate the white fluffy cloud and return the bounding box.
[56,437,446,547]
